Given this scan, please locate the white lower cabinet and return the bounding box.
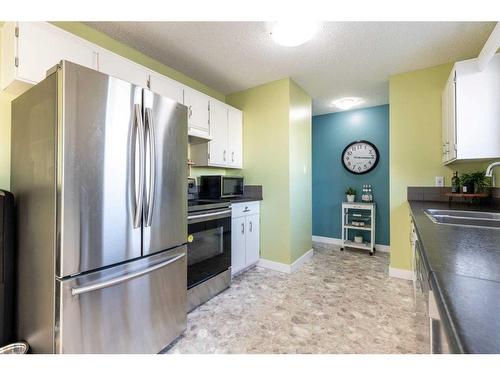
[244,214,260,266]
[231,202,260,276]
[231,216,246,274]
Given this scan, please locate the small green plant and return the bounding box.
[459,170,491,193]
[345,187,357,196]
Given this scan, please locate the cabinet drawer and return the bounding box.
[231,201,260,218]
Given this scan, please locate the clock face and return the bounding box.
[341,140,379,174]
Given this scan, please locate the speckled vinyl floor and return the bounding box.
[167,242,428,354]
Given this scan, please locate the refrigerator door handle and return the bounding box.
[133,103,145,229]
[144,107,156,227]
[71,253,185,296]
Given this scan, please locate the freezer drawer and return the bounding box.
[55,246,187,353]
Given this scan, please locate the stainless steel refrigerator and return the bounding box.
[11,61,188,353]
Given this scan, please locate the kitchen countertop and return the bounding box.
[229,197,262,203]
[408,201,500,353]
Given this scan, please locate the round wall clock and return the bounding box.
[341,140,379,174]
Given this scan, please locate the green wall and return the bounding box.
[389,63,500,271]
[0,29,14,190]
[227,79,292,264]
[0,22,227,191]
[289,80,312,263]
[227,78,312,265]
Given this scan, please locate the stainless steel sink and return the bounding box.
[425,209,500,229]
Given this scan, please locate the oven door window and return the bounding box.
[187,216,231,288]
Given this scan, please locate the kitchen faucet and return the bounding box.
[485,161,500,186]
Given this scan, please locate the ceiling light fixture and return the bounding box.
[271,21,319,47]
[331,97,364,111]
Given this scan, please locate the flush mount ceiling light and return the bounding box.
[331,97,364,111]
[271,21,319,47]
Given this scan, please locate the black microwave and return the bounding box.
[199,176,244,199]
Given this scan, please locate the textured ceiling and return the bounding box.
[86,21,495,115]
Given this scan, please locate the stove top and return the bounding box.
[188,199,231,213]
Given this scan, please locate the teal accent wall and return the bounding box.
[312,105,390,245]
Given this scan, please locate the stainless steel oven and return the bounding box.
[199,175,244,199]
[187,200,232,311]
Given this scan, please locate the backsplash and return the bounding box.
[407,186,500,207]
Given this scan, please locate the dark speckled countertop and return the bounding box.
[408,201,500,353]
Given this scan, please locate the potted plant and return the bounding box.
[459,170,490,194]
[345,187,356,202]
[459,173,475,194]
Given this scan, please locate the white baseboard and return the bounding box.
[257,258,291,273]
[291,248,314,273]
[312,235,390,253]
[389,267,414,281]
[258,248,314,274]
[312,235,342,246]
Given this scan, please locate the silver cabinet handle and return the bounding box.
[232,151,234,162]
[133,103,145,229]
[188,105,193,118]
[243,206,250,212]
[249,220,252,232]
[241,222,244,234]
[223,150,226,161]
[71,253,185,296]
[144,107,156,227]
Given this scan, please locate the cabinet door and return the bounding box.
[149,71,184,103]
[97,49,149,88]
[447,72,457,160]
[208,100,228,166]
[231,217,246,275]
[441,86,448,163]
[184,88,210,132]
[245,214,260,266]
[17,22,97,85]
[228,107,243,169]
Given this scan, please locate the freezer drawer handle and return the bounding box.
[71,253,185,296]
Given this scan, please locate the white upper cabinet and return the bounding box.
[1,22,98,94]
[184,87,210,133]
[208,99,229,166]
[148,71,184,103]
[441,73,456,163]
[228,108,243,168]
[1,22,245,165]
[190,100,244,169]
[442,53,500,164]
[96,48,149,88]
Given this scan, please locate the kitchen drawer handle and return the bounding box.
[223,150,226,161]
[241,222,245,234]
[71,253,185,296]
[249,221,252,232]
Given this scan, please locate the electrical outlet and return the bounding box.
[435,176,445,187]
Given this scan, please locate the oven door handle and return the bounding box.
[188,209,232,222]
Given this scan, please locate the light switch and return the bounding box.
[435,176,445,187]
